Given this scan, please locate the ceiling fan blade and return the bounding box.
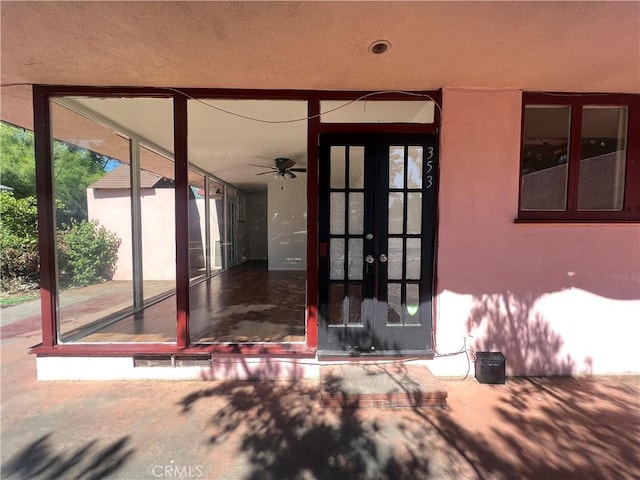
[287,172,297,179]
[289,168,307,172]
[249,164,276,169]
[255,171,275,176]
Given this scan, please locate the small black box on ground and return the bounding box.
[474,351,506,384]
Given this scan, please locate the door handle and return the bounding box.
[379,254,388,263]
[365,255,375,264]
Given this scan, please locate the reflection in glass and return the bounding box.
[349,193,364,234]
[388,238,403,280]
[407,146,423,188]
[189,171,206,282]
[388,192,404,234]
[330,238,345,280]
[388,284,402,324]
[330,192,345,235]
[208,179,225,271]
[578,106,627,211]
[406,238,421,279]
[406,284,420,323]
[329,283,345,325]
[331,146,346,188]
[520,106,570,210]
[348,239,363,280]
[348,284,363,324]
[51,97,176,343]
[349,146,365,188]
[389,146,405,188]
[407,193,422,234]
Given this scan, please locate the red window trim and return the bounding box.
[518,92,640,222]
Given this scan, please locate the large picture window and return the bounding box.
[518,93,639,221]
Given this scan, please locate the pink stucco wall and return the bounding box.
[87,188,177,281]
[433,88,640,376]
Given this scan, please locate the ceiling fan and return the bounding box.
[250,157,307,187]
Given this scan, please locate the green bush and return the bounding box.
[0,192,121,291]
[0,192,39,288]
[61,220,121,288]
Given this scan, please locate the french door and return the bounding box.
[318,133,438,355]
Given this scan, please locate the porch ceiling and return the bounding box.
[1,1,638,187]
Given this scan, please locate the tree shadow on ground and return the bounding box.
[1,434,134,480]
[179,376,436,479]
[179,364,639,479]
[428,376,639,480]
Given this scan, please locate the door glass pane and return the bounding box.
[329,283,345,325]
[578,106,627,211]
[387,284,402,324]
[520,106,570,211]
[407,192,422,234]
[330,146,346,188]
[406,238,421,279]
[406,284,420,324]
[348,193,364,234]
[329,238,345,280]
[349,146,365,188]
[348,284,363,324]
[388,192,404,234]
[348,239,363,280]
[388,238,403,280]
[330,192,345,235]
[407,146,423,188]
[389,146,405,188]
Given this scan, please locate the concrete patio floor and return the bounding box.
[1,303,639,479]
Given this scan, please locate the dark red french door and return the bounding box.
[318,133,438,355]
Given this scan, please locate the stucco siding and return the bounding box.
[432,88,640,376]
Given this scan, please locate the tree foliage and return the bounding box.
[1,122,121,292]
[0,192,39,289]
[1,121,111,224]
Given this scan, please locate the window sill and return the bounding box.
[514,217,640,224]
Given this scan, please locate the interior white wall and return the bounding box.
[267,180,307,271]
[247,192,268,260]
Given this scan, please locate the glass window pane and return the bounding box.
[348,284,363,324]
[208,179,225,271]
[330,192,345,235]
[406,238,421,280]
[348,193,364,234]
[330,146,345,188]
[388,192,404,234]
[388,238,403,280]
[406,284,420,324]
[329,283,345,325]
[330,238,345,280]
[520,106,570,211]
[50,97,176,344]
[407,146,423,188]
[387,284,402,324]
[189,171,206,282]
[407,192,422,234]
[349,146,365,188]
[389,146,405,188]
[578,106,627,211]
[348,239,363,280]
